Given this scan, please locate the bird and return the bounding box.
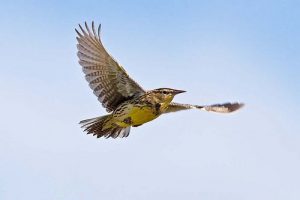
[75,22,244,139]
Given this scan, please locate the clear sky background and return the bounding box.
[0,0,299,199]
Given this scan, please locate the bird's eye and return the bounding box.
[162,91,168,94]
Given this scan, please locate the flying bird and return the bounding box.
[75,22,244,139]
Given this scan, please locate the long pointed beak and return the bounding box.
[173,89,186,95]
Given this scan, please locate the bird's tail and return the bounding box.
[79,115,131,138]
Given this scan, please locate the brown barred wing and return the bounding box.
[76,22,145,112]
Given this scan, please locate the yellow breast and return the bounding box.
[130,106,158,126]
[114,105,159,127]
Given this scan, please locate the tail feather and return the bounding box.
[79,115,131,138]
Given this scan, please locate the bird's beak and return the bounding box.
[172,89,186,95]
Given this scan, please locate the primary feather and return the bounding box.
[76,22,145,112]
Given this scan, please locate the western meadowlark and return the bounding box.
[75,22,244,139]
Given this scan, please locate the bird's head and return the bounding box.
[151,88,186,103]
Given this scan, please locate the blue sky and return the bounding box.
[0,0,299,199]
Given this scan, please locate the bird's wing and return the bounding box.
[76,22,145,112]
[165,102,244,114]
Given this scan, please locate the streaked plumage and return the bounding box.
[75,22,144,112]
[76,22,244,139]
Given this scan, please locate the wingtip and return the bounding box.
[98,23,101,36]
[239,102,245,108]
[229,102,245,112]
[76,21,102,38]
[235,102,245,109]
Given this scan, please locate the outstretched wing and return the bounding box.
[76,22,145,112]
[165,102,244,114]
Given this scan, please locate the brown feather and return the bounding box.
[165,102,244,114]
[76,22,145,112]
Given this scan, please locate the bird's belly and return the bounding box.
[114,105,159,127]
[130,106,158,125]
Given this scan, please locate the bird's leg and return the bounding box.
[132,124,143,127]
